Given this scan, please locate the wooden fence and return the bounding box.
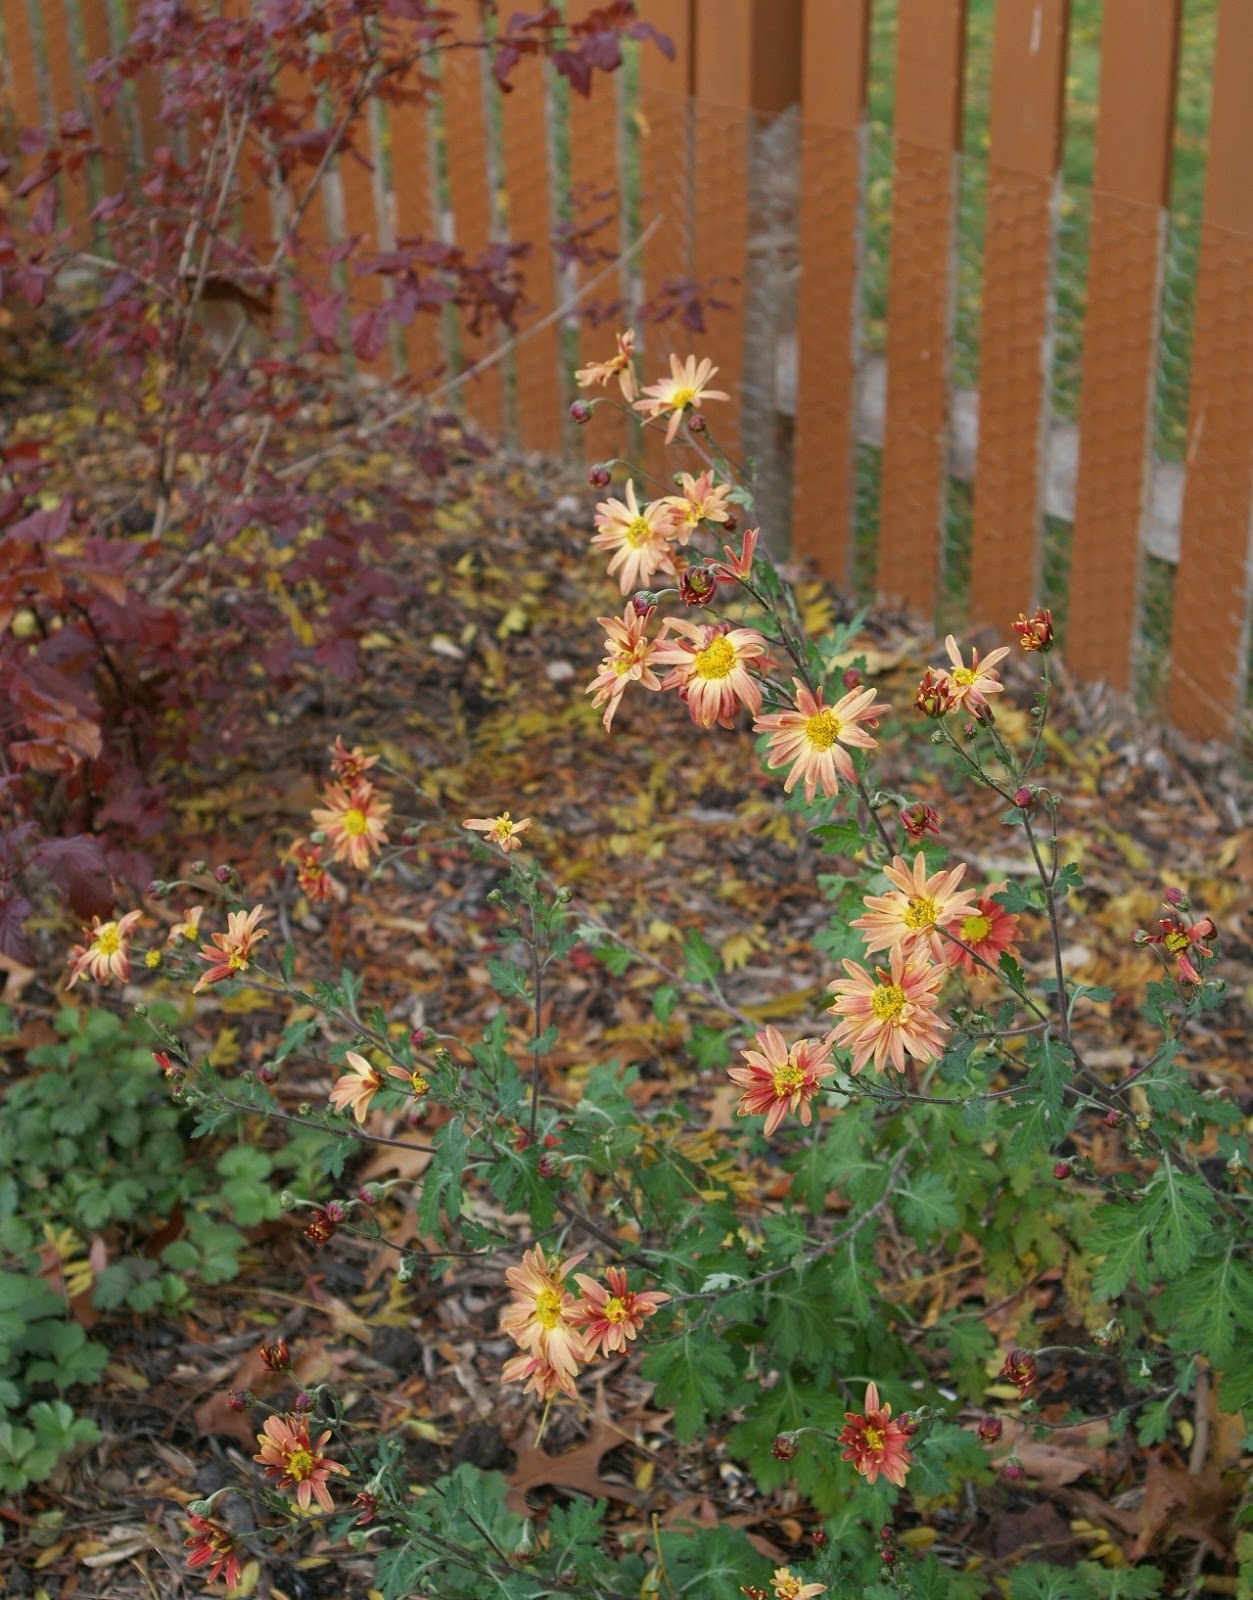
[2,0,1251,743]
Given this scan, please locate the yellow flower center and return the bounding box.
[952,666,975,686]
[961,913,992,943]
[693,635,736,680]
[904,895,939,929]
[410,1071,429,1096]
[1164,929,1190,953]
[285,1446,316,1481]
[625,515,653,548]
[95,924,121,955]
[228,949,248,971]
[535,1287,564,1329]
[602,1295,629,1324]
[771,1060,806,1096]
[145,949,162,968]
[669,385,697,410]
[872,984,907,1023]
[805,708,842,750]
[862,1424,885,1452]
[342,807,368,837]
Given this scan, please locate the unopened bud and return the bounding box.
[569,400,591,425]
[880,1526,894,1542]
[880,1549,896,1566]
[1053,1160,1071,1179]
[1014,787,1033,809]
[293,1391,314,1412]
[214,865,231,883]
[278,1190,296,1210]
[1003,1458,1026,1481]
[772,1432,798,1461]
[147,879,168,898]
[977,1415,1003,1443]
[687,411,707,434]
[1163,885,1186,907]
[537,1154,559,1179]
[629,591,654,617]
[1104,1109,1120,1127]
[257,1064,277,1085]
[409,1026,434,1050]
[811,1528,826,1548]
[842,666,862,690]
[587,464,611,489]
[227,1389,252,1412]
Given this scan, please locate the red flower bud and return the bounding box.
[900,802,940,842]
[976,1414,1003,1443]
[1003,1458,1026,1481]
[915,667,956,718]
[537,1154,559,1179]
[587,464,611,489]
[214,865,232,883]
[687,411,707,434]
[880,1548,897,1565]
[569,400,591,424]
[259,1338,290,1372]
[409,1027,434,1050]
[293,1390,314,1412]
[227,1389,251,1412]
[772,1432,798,1461]
[1053,1160,1071,1179]
[1104,1109,1121,1127]
[1012,606,1054,652]
[896,1413,919,1436]
[353,1490,379,1526]
[999,1348,1037,1396]
[257,1064,277,1085]
[811,1529,827,1548]
[879,1526,894,1542]
[1013,787,1033,809]
[679,565,718,606]
[629,591,654,617]
[842,667,862,690]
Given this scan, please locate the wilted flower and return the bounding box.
[184,1514,243,1587]
[254,1413,348,1512]
[463,811,533,854]
[837,1380,913,1487]
[977,1414,1003,1443]
[65,910,144,988]
[192,904,268,993]
[727,1025,839,1136]
[754,679,886,803]
[1012,607,1055,652]
[715,525,759,582]
[570,1265,670,1356]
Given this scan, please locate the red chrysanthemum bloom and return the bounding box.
[570,1266,670,1356]
[1147,909,1216,984]
[827,945,948,1075]
[192,904,269,993]
[943,882,1022,977]
[500,1246,591,1380]
[915,666,957,718]
[754,679,886,803]
[852,851,979,962]
[653,619,768,728]
[586,600,667,731]
[726,1025,839,1136]
[1012,607,1055,652]
[837,1381,913,1487]
[999,1347,1037,1396]
[900,803,940,842]
[287,836,337,903]
[939,634,1011,716]
[65,910,144,988]
[328,736,380,783]
[254,1413,348,1512]
[184,1514,243,1587]
[311,779,391,872]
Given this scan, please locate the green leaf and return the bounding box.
[1090,1199,1152,1300]
[896,1171,959,1244]
[641,1331,741,1440]
[417,1118,470,1239]
[1145,1160,1216,1279]
[1054,863,1084,897]
[681,928,721,987]
[1159,1241,1253,1365]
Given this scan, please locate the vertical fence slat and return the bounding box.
[1067,1,1180,689]
[1167,0,1253,740]
[568,0,626,465]
[968,0,1069,630]
[1,0,43,131]
[876,0,967,619]
[336,117,387,377]
[790,0,869,583]
[387,76,442,385]
[75,0,128,197]
[689,0,753,464]
[499,56,562,452]
[440,14,503,438]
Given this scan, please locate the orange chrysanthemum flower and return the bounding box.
[661,469,733,544]
[184,1514,243,1588]
[328,1051,386,1124]
[66,909,144,988]
[575,328,638,401]
[586,601,666,731]
[727,1025,839,1137]
[943,882,1022,977]
[837,1381,914,1487]
[772,1569,827,1600]
[652,619,767,729]
[852,851,979,962]
[500,1246,591,1380]
[634,354,730,443]
[328,736,380,783]
[754,679,886,803]
[827,945,948,1075]
[463,811,532,854]
[286,836,337,904]
[501,1349,578,1401]
[192,904,268,993]
[591,480,678,595]
[254,1413,348,1512]
[167,905,203,945]
[311,779,391,872]
[940,634,1010,716]
[570,1266,670,1356]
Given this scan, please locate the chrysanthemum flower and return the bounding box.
[1147,909,1216,983]
[852,851,979,962]
[311,779,391,872]
[827,945,948,1074]
[501,1349,578,1401]
[653,619,767,729]
[586,601,666,731]
[463,811,533,854]
[328,736,380,782]
[192,904,268,993]
[575,328,638,401]
[914,666,957,718]
[634,354,730,443]
[837,1381,913,1487]
[754,679,886,803]
[287,836,337,904]
[328,1051,386,1124]
[570,1266,670,1355]
[591,480,679,595]
[772,1568,827,1600]
[254,1413,348,1512]
[184,1514,243,1588]
[65,910,144,988]
[661,470,733,543]
[1012,607,1055,652]
[727,1026,838,1136]
[943,882,1021,977]
[939,634,1010,716]
[900,803,940,842]
[500,1246,591,1380]
[167,905,203,945]
[715,525,759,583]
